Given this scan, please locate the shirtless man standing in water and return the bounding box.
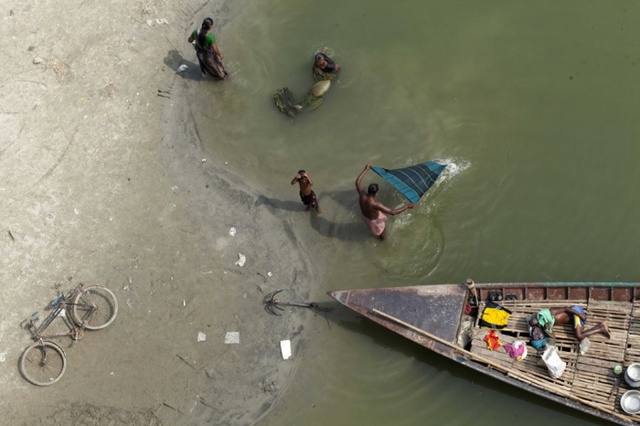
[356,163,414,241]
[291,170,321,213]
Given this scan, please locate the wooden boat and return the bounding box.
[328,281,640,425]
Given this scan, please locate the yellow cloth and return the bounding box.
[481,307,511,328]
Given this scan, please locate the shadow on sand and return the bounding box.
[255,192,370,242]
[164,49,206,81]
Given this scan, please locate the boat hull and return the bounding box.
[328,282,640,426]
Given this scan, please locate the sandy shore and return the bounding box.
[0,0,317,424]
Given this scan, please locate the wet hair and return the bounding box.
[315,53,324,62]
[298,169,306,174]
[198,18,214,47]
[367,183,378,196]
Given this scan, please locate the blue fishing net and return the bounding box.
[371,162,447,203]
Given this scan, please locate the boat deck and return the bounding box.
[328,282,640,425]
[471,299,640,419]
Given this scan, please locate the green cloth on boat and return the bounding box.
[537,308,555,331]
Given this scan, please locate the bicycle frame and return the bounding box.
[20,283,118,386]
[26,284,86,343]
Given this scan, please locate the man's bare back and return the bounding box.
[358,191,382,219]
[355,163,414,240]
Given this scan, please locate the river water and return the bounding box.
[188,1,640,425]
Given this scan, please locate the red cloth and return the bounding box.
[483,330,502,350]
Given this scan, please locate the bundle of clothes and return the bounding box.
[479,299,569,378]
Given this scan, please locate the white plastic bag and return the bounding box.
[542,346,566,378]
[579,337,591,355]
[280,340,292,360]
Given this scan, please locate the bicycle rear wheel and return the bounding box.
[72,285,118,330]
[20,341,67,386]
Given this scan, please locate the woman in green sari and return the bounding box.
[188,18,228,79]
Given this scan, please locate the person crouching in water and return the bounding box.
[188,17,228,79]
[356,163,413,241]
[291,170,322,213]
[313,51,340,81]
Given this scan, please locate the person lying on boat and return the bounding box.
[527,306,610,350]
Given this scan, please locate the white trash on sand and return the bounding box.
[177,64,188,73]
[235,253,246,267]
[229,227,236,236]
[225,332,240,344]
[280,340,292,360]
[197,332,206,342]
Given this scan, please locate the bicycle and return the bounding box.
[20,283,118,386]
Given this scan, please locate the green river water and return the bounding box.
[187,1,640,425]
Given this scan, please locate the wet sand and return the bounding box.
[0,0,316,424]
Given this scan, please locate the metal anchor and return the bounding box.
[263,289,318,316]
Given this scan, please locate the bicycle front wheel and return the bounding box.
[72,285,118,330]
[20,341,67,386]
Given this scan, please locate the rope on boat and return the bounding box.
[465,278,478,307]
